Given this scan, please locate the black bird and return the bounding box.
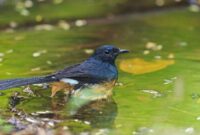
[0,45,129,97]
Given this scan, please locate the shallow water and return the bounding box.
[0,6,200,135]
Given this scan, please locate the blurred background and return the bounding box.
[0,0,200,135]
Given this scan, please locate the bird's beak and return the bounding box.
[119,49,129,54]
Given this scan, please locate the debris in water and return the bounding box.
[58,20,70,30]
[185,127,194,134]
[31,67,41,71]
[24,0,33,8]
[75,19,87,27]
[0,53,5,57]
[146,42,156,50]
[35,24,54,31]
[32,50,47,57]
[84,49,94,54]
[23,86,35,96]
[141,90,162,98]
[143,50,150,55]
[35,15,43,22]
[168,53,175,59]
[46,60,53,65]
[154,55,162,59]
[9,21,18,28]
[6,49,14,54]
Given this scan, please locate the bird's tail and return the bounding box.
[0,76,55,90]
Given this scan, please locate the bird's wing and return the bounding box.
[49,63,98,84]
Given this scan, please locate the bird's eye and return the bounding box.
[104,50,110,54]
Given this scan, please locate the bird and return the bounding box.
[0,45,129,97]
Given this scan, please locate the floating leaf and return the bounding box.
[119,58,175,74]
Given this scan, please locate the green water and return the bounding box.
[0,2,200,134]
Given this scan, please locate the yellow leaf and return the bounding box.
[119,58,175,74]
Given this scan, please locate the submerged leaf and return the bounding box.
[119,58,174,74]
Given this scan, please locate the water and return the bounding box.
[0,6,200,135]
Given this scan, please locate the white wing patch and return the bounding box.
[60,78,79,85]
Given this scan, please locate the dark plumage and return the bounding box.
[0,45,129,95]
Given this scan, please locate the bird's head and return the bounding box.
[92,45,129,64]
